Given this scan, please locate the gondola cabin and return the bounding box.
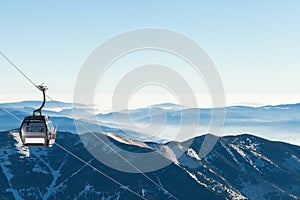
[20,115,56,147]
[19,84,56,147]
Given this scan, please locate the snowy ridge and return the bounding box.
[103,132,152,149]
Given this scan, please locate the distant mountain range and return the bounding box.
[1,101,300,145]
[1,130,300,199]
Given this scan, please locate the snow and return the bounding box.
[221,141,241,166]
[291,154,300,163]
[245,138,259,151]
[177,148,201,169]
[195,171,246,200]
[103,132,151,149]
[141,189,146,196]
[32,163,48,175]
[240,180,297,200]
[53,160,93,195]
[120,185,129,190]
[151,144,179,164]
[183,168,208,188]
[250,150,279,168]
[226,188,247,200]
[223,138,275,171]
[74,184,111,200]
[0,153,22,199]
[230,144,260,172]
[284,154,300,171]
[187,148,201,161]
[83,184,93,192]
[30,148,65,200]
[11,130,30,157]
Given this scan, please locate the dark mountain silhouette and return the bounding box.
[1,130,300,199]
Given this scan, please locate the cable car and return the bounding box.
[20,85,56,147]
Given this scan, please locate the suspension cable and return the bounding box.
[0,105,148,200]
[0,107,22,122]
[0,51,178,199]
[55,143,147,200]
[0,51,38,89]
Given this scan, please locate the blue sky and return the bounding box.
[1,1,300,109]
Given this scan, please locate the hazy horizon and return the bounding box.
[1,96,300,111]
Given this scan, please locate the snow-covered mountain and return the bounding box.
[1,130,300,199]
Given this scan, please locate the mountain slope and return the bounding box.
[0,131,223,200]
[1,131,300,199]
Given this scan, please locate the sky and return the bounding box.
[1,1,300,111]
